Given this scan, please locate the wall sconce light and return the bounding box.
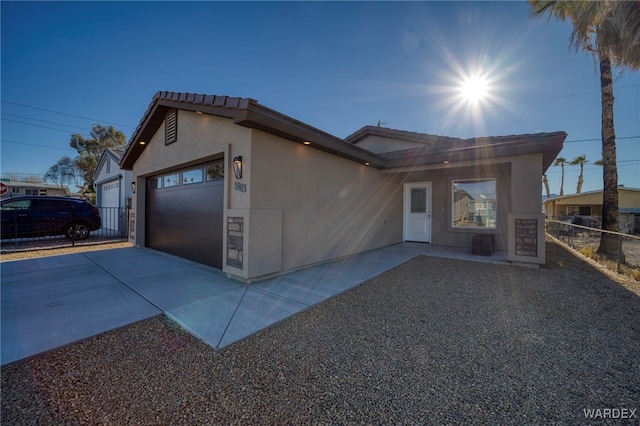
[131,182,136,193]
[232,156,243,179]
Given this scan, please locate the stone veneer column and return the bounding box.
[227,217,244,269]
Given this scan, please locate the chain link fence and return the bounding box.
[546,219,640,279]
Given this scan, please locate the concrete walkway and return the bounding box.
[1,243,507,365]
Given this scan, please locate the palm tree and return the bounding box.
[554,157,567,196]
[529,0,640,261]
[542,174,551,199]
[570,155,589,193]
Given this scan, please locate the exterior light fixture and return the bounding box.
[364,162,370,166]
[131,182,136,193]
[139,141,146,145]
[303,141,311,145]
[443,160,449,164]
[232,156,243,179]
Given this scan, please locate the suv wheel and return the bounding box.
[65,222,91,240]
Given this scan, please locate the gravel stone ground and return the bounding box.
[0,241,134,261]
[2,241,639,425]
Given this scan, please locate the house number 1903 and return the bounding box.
[234,182,247,193]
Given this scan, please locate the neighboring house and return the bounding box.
[0,181,68,200]
[121,91,566,282]
[544,188,640,233]
[93,147,133,236]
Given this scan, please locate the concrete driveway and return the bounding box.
[1,243,508,365]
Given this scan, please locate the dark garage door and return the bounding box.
[146,161,224,268]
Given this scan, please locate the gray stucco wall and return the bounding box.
[399,162,511,251]
[246,131,404,276]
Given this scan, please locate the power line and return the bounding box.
[1,118,88,135]
[1,113,91,131]
[545,160,640,174]
[1,100,136,129]
[0,139,76,151]
[382,83,640,125]
[564,136,639,143]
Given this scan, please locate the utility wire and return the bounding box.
[1,118,89,135]
[1,113,92,131]
[381,83,640,125]
[0,139,76,151]
[564,136,639,143]
[545,160,640,174]
[1,100,136,129]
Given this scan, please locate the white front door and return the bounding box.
[404,182,432,243]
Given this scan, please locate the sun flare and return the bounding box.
[460,76,489,103]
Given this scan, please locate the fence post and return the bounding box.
[71,204,76,247]
[616,232,622,273]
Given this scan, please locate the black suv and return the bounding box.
[0,196,102,240]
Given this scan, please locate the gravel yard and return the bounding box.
[2,241,639,425]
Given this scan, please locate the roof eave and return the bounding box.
[121,93,382,170]
[381,132,567,169]
[235,105,383,168]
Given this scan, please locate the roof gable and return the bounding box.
[120,91,380,169]
[93,147,126,180]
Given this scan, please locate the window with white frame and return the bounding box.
[452,178,497,229]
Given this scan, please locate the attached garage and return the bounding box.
[145,160,224,268]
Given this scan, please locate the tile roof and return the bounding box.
[347,125,567,171]
[121,91,380,169]
[121,91,567,172]
[345,125,465,148]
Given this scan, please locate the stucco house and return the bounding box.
[93,147,133,236]
[121,91,566,282]
[544,188,640,233]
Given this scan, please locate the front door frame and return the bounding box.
[403,182,432,243]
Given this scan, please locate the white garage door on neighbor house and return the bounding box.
[100,179,121,233]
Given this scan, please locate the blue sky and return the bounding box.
[2,1,638,195]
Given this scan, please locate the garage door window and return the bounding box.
[150,161,224,191]
[163,173,180,188]
[149,178,162,189]
[182,169,203,185]
[206,162,224,181]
